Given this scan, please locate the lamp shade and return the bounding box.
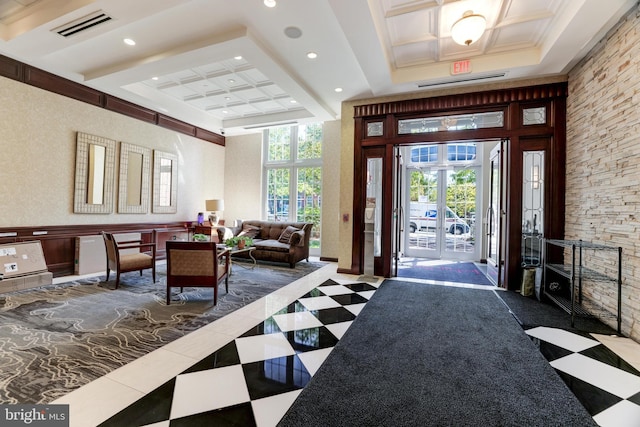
[205,199,224,211]
[451,10,486,46]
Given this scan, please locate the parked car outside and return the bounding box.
[409,203,470,234]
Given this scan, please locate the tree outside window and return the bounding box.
[264,124,322,251]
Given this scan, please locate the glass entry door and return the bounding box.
[486,141,506,286]
[404,146,480,261]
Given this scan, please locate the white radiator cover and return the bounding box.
[74,233,141,275]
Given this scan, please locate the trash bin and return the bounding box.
[521,267,536,297]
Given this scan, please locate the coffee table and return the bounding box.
[228,246,256,274]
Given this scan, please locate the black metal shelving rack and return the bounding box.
[543,239,622,333]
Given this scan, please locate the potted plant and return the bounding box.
[225,236,254,249]
[193,233,208,242]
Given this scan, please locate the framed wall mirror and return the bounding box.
[118,142,151,213]
[74,132,116,213]
[152,150,178,213]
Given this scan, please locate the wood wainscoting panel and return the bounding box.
[24,67,103,107]
[105,95,157,124]
[0,222,189,278]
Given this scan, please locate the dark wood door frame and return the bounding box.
[347,83,568,289]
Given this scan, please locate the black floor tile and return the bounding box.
[311,306,357,324]
[183,341,241,374]
[300,288,326,298]
[555,369,623,416]
[242,355,311,400]
[629,391,640,406]
[318,279,340,287]
[342,283,377,292]
[529,337,574,361]
[274,301,310,315]
[284,326,339,352]
[98,378,176,427]
[331,293,369,305]
[170,402,256,427]
[580,345,640,376]
[240,317,282,337]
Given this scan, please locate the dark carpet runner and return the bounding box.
[397,260,494,286]
[279,280,596,426]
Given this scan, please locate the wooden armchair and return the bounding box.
[165,241,230,305]
[101,232,156,289]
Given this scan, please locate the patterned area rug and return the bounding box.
[0,260,325,404]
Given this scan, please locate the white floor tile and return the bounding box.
[161,328,235,361]
[211,310,269,338]
[252,390,302,427]
[317,284,354,296]
[52,376,144,427]
[297,347,333,375]
[592,334,640,372]
[141,421,171,427]
[345,303,366,315]
[272,311,324,332]
[325,321,353,339]
[106,348,199,393]
[170,365,250,419]
[551,353,640,399]
[525,326,600,352]
[593,400,640,427]
[358,290,376,300]
[235,333,296,364]
[298,295,342,311]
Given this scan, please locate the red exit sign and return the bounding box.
[451,59,471,75]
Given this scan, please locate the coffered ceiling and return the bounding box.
[0,0,635,136]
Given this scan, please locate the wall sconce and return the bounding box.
[451,10,486,46]
[205,199,224,226]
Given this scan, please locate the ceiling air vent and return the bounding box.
[243,121,298,130]
[53,10,112,37]
[417,72,506,88]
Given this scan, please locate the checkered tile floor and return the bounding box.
[97,279,379,426]
[526,326,640,426]
[56,264,640,427]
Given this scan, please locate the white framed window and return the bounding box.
[263,124,322,252]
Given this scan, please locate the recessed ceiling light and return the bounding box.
[228,79,235,84]
[225,96,231,100]
[290,100,297,104]
[284,26,302,39]
[234,55,242,60]
[152,76,159,81]
[223,110,229,114]
[123,38,136,46]
[335,87,343,93]
[306,52,318,59]
[264,0,276,7]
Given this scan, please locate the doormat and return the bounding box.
[396,260,494,286]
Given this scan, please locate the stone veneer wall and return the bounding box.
[566,4,640,340]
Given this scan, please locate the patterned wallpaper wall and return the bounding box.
[0,76,225,227]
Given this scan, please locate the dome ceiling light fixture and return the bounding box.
[451,10,486,46]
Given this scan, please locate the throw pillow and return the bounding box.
[278,225,299,244]
[238,225,260,239]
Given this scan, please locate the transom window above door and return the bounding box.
[398,111,504,134]
[409,142,479,165]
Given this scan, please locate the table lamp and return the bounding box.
[205,199,224,226]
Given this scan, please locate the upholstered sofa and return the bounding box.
[216,220,313,268]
